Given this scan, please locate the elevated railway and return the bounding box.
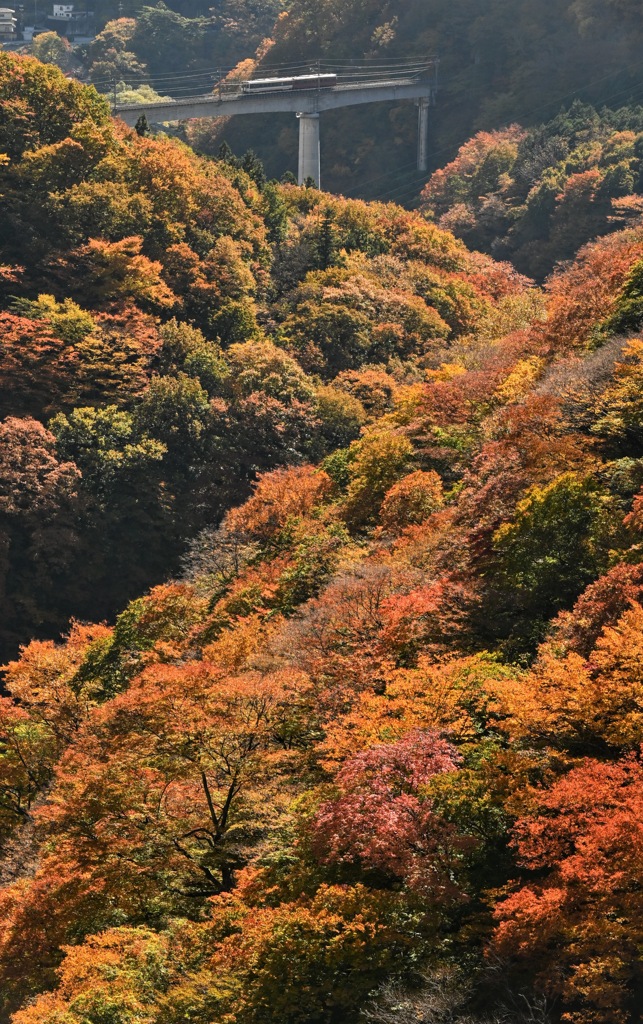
[110,59,438,186]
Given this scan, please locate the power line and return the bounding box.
[341,158,423,197]
[94,55,436,97]
[368,171,432,205]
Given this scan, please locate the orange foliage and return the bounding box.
[284,561,474,718]
[491,602,643,751]
[225,465,332,543]
[544,562,643,659]
[72,236,178,309]
[542,226,643,351]
[0,307,162,416]
[379,470,445,533]
[421,127,525,220]
[3,621,111,735]
[322,653,517,766]
[11,927,171,1024]
[0,623,111,999]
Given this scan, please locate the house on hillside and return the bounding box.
[46,2,93,38]
[0,8,17,40]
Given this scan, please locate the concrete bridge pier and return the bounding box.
[417,97,430,172]
[297,112,320,186]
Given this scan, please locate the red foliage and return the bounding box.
[493,754,643,1023]
[0,416,79,516]
[0,307,162,417]
[543,226,643,352]
[312,730,467,897]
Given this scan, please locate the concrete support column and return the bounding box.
[297,112,320,186]
[417,97,429,172]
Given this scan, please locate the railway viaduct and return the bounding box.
[112,61,438,187]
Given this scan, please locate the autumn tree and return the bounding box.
[32,32,73,71]
[11,927,174,1024]
[593,338,643,451]
[86,18,147,84]
[0,622,110,843]
[544,561,643,659]
[379,470,444,534]
[37,662,309,903]
[322,653,519,765]
[341,430,414,529]
[311,730,472,908]
[0,417,82,659]
[493,754,643,1024]
[225,465,332,544]
[491,600,643,753]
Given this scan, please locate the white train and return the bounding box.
[241,73,338,94]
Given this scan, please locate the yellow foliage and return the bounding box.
[490,602,643,750]
[426,361,467,382]
[389,383,426,425]
[322,653,517,767]
[203,614,276,672]
[494,356,545,405]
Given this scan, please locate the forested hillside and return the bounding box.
[1,46,643,1024]
[420,103,643,280]
[0,50,514,661]
[23,1,643,203]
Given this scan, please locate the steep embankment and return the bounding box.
[2,52,643,1024]
[0,50,509,660]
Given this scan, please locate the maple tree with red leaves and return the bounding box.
[312,731,470,900]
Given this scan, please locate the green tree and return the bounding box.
[134,373,212,471]
[32,32,72,71]
[131,4,207,76]
[51,405,165,498]
[342,430,414,529]
[50,405,173,615]
[86,17,147,84]
[601,259,643,337]
[315,384,366,451]
[493,472,616,624]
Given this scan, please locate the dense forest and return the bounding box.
[420,103,643,280]
[2,1,643,1020]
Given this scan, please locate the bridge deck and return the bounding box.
[113,77,434,125]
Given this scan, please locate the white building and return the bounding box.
[52,4,75,18]
[0,7,17,38]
